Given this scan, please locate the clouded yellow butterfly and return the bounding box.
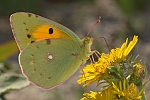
[10,12,95,89]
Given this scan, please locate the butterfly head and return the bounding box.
[82,37,93,46]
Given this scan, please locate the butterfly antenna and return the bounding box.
[95,37,111,52]
[87,16,101,37]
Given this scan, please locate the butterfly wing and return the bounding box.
[19,38,84,89]
[10,12,82,52]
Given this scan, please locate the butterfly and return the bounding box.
[10,12,99,89]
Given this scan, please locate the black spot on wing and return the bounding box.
[36,46,39,48]
[34,68,36,71]
[48,76,51,79]
[31,41,35,43]
[35,15,39,18]
[71,53,79,58]
[31,54,34,57]
[23,22,26,25]
[27,34,31,38]
[28,13,32,17]
[49,28,53,34]
[46,39,51,45]
[40,73,43,76]
[26,28,29,31]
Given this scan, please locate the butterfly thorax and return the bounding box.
[80,37,93,64]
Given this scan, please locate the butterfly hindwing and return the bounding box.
[19,38,84,89]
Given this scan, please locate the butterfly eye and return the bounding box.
[49,28,53,34]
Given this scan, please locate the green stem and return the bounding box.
[137,83,146,100]
[141,90,146,100]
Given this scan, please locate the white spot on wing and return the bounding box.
[46,53,54,60]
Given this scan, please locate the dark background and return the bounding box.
[0,0,150,99]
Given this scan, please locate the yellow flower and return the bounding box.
[77,57,109,87]
[78,35,138,86]
[134,63,146,78]
[81,86,116,100]
[112,79,144,100]
[109,35,138,63]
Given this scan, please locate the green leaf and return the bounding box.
[0,73,30,94]
[108,66,123,80]
[0,40,18,62]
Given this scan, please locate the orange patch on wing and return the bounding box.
[32,25,70,41]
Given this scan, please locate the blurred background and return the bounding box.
[0,0,150,100]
